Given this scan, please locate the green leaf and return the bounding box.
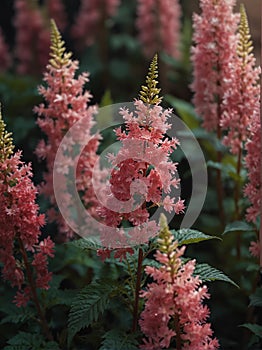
[4,332,44,350]
[67,281,114,346]
[99,330,139,350]
[165,95,200,129]
[240,323,262,338]
[223,221,255,235]
[194,263,238,287]
[171,228,220,246]
[0,304,35,325]
[249,288,262,308]
[68,237,101,251]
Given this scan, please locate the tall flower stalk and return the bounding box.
[136,0,181,60]
[139,214,219,350]
[35,20,100,241]
[0,108,54,340]
[13,0,50,75]
[220,5,261,257]
[191,0,240,226]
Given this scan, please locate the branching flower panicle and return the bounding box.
[0,107,54,307]
[98,56,184,259]
[35,20,100,240]
[220,4,260,154]
[139,214,219,350]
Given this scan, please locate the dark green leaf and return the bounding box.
[69,237,101,251]
[99,330,139,350]
[67,282,114,346]
[4,332,44,350]
[223,221,255,235]
[171,228,220,246]
[194,263,238,287]
[249,288,262,308]
[240,324,262,338]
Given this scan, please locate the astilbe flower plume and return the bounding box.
[244,109,261,223]
[139,214,219,350]
[34,20,100,240]
[191,0,239,132]
[220,5,260,155]
[136,0,181,60]
[97,55,184,259]
[71,0,120,49]
[0,28,11,72]
[13,0,50,75]
[46,0,67,31]
[0,109,54,307]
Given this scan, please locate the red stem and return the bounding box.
[18,237,53,341]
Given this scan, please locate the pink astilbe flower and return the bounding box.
[71,0,120,49]
[249,241,260,258]
[220,5,260,155]
[34,21,100,240]
[139,215,219,350]
[13,0,50,75]
[46,0,67,31]
[97,56,184,257]
[191,0,239,131]
[136,0,181,59]
[0,28,11,72]
[244,111,261,223]
[0,112,54,307]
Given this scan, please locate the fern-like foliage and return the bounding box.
[67,281,115,346]
[3,332,60,350]
[49,19,72,69]
[99,330,139,350]
[0,106,14,162]
[237,4,253,65]
[139,54,162,105]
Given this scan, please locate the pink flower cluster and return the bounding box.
[35,29,100,240]
[0,150,54,307]
[71,0,120,49]
[244,110,261,223]
[139,219,219,349]
[0,28,11,72]
[191,0,239,131]
[97,99,184,255]
[136,0,181,59]
[13,0,50,75]
[220,7,261,154]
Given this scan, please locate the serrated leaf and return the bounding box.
[68,237,101,251]
[99,330,139,350]
[249,288,262,307]
[0,304,35,325]
[67,282,114,346]
[240,323,262,338]
[171,228,220,246]
[194,263,238,287]
[4,332,44,350]
[223,221,255,235]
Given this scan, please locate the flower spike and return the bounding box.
[0,106,14,162]
[237,4,253,65]
[139,54,162,105]
[49,19,72,69]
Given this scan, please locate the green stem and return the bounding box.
[132,248,144,332]
[18,237,53,341]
